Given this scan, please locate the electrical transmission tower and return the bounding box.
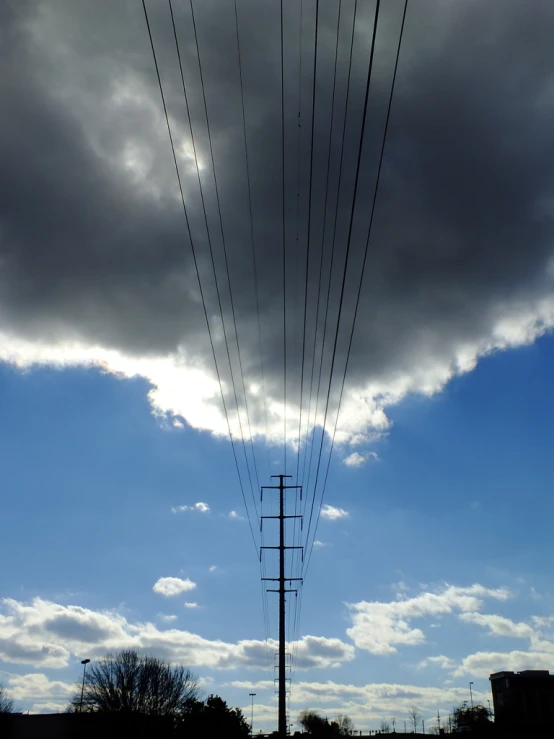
[261,475,303,738]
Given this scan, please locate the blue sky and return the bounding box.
[3,334,554,729]
[2,0,554,732]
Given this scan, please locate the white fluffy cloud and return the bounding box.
[459,612,534,639]
[6,672,73,702]
[0,597,353,671]
[228,510,244,520]
[152,577,197,597]
[320,505,349,521]
[231,678,487,725]
[343,452,379,468]
[347,584,511,655]
[184,603,198,609]
[171,502,210,514]
[454,650,554,678]
[417,655,457,671]
[453,611,554,677]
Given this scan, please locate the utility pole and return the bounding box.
[79,659,90,712]
[261,475,303,739]
[249,693,256,736]
[437,710,440,733]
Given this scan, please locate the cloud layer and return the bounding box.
[0,596,353,671]
[347,584,510,655]
[0,0,552,454]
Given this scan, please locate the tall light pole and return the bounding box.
[249,692,256,736]
[79,659,90,712]
[469,681,474,709]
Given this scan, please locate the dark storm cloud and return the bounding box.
[1,0,553,436]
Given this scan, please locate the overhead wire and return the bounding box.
[185,0,261,506]
[290,0,306,668]
[233,0,274,679]
[233,0,271,472]
[295,0,321,488]
[302,0,383,572]
[304,0,410,577]
[141,0,259,554]
[292,0,348,683]
[280,0,288,474]
[300,0,347,497]
[300,0,359,538]
[294,0,305,486]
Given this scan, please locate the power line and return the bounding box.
[303,0,383,570]
[294,0,305,486]
[300,0,345,494]
[295,0,320,487]
[280,0,288,474]
[305,0,410,576]
[141,0,259,554]
[234,0,274,678]
[301,0,359,531]
[234,0,271,471]
[185,0,261,505]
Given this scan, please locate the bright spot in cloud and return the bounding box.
[184,602,198,609]
[228,510,244,520]
[153,577,197,597]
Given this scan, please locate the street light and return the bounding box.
[79,659,90,712]
[249,692,256,737]
[469,681,474,709]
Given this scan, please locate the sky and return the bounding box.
[2,0,554,732]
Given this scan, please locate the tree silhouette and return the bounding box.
[68,649,199,716]
[408,706,422,733]
[178,694,250,737]
[452,702,493,732]
[0,683,14,713]
[298,709,354,737]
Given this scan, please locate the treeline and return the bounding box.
[68,649,250,737]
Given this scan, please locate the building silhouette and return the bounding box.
[490,669,554,731]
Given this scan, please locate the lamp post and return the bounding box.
[469,681,474,709]
[79,659,90,712]
[249,692,256,736]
